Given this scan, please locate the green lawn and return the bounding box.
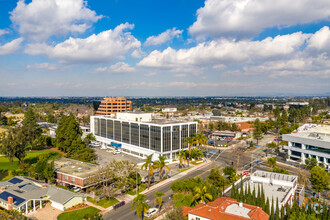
[0,150,61,181]
[179,167,192,172]
[57,207,100,220]
[87,196,119,208]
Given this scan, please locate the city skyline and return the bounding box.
[0,0,330,96]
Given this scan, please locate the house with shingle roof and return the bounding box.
[0,176,85,214]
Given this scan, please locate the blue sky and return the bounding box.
[0,0,329,97]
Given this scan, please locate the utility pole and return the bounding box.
[251,152,253,173]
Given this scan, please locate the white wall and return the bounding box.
[51,201,64,211]
[117,112,152,122]
[188,213,210,220]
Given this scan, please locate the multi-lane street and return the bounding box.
[104,162,215,220]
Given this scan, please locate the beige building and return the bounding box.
[96,97,132,115]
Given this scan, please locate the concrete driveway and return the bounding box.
[28,203,63,220]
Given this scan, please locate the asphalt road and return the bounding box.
[103,162,215,220]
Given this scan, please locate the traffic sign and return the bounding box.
[243,170,249,175]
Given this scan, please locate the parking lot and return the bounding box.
[93,147,143,167]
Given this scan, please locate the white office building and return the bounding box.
[283,124,330,171]
[90,112,197,161]
[243,170,298,209]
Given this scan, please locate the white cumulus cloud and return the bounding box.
[189,0,330,39]
[0,29,9,36]
[94,62,135,73]
[138,31,309,68]
[26,63,61,70]
[144,28,183,46]
[25,23,141,64]
[0,38,23,55]
[10,0,102,41]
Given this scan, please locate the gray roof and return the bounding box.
[0,176,83,208]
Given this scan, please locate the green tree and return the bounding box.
[192,184,213,205]
[183,136,195,167]
[209,122,214,131]
[309,166,330,200]
[265,197,270,215]
[22,107,42,150]
[83,133,96,145]
[253,119,263,145]
[287,211,318,220]
[154,192,165,210]
[190,147,203,160]
[153,155,170,179]
[141,154,154,189]
[223,166,237,181]
[0,127,26,164]
[207,167,228,188]
[131,194,150,219]
[266,157,278,169]
[178,150,186,168]
[193,132,207,149]
[305,157,317,170]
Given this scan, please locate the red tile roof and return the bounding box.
[183,197,269,220]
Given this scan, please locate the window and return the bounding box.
[114,121,122,142]
[196,218,201,220]
[181,125,188,149]
[122,122,130,144]
[106,120,113,139]
[292,142,302,148]
[189,124,197,137]
[291,151,301,157]
[172,126,180,150]
[140,124,150,149]
[94,118,99,136]
[64,175,68,181]
[306,145,330,154]
[71,177,75,184]
[163,126,171,152]
[100,119,106,138]
[131,123,139,146]
[150,126,161,152]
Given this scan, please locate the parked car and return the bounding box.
[113,150,121,154]
[145,208,159,218]
[73,187,81,192]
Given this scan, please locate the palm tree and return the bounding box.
[184,136,195,167]
[266,157,278,169]
[178,150,185,168]
[154,155,170,179]
[192,184,213,205]
[154,191,165,210]
[131,194,150,219]
[141,154,154,189]
[194,132,207,149]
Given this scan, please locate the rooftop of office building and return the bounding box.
[54,158,99,179]
[285,124,330,142]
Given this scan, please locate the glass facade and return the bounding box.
[131,123,139,146]
[114,121,122,142]
[172,126,180,150]
[140,124,149,149]
[93,117,197,155]
[106,120,113,139]
[94,118,99,136]
[291,151,302,157]
[305,145,330,154]
[150,126,161,151]
[122,122,130,144]
[189,124,197,137]
[292,142,302,148]
[163,126,171,152]
[181,125,188,148]
[100,119,106,138]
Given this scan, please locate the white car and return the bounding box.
[73,187,81,192]
[113,150,121,154]
[145,208,159,218]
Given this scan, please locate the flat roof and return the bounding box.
[54,158,99,179]
[252,170,297,182]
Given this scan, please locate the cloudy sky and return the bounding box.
[0,0,329,97]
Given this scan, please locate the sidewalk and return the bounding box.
[103,160,212,214]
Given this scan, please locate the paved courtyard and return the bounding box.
[27,203,63,220]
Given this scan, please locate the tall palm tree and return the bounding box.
[178,150,185,168]
[154,155,170,179]
[266,157,278,169]
[184,136,195,167]
[194,133,207,149]
[154,191,165,210]
[192,184,213,205]
[131,194,150,219]
[141,154,154,189]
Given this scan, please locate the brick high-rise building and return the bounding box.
[95,97,132,115]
